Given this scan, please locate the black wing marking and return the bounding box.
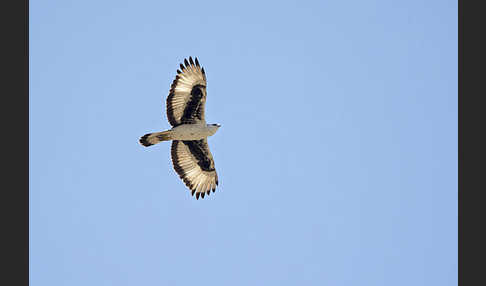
[182,140,215,171]
[180,85,206,125]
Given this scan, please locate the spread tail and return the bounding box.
[139,131,173,147]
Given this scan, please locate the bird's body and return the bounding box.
[139,57,220,200]
[140,123,219,144]
[170,123,219,140]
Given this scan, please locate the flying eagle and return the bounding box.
[139,57,220,200]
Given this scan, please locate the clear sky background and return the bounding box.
[30,0,457,285]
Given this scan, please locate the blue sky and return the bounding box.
[30,0,457,285]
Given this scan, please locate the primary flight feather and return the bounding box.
[139,57,220,200]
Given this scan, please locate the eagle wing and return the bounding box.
[167,57,207,127]
[171,139,218,199]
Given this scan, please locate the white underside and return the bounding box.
[170,123,217,140]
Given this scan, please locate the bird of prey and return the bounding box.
[139,57,221,200]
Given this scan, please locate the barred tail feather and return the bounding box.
[139,131,173,147]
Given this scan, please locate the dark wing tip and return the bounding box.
[180,63,185,71]
[176,69,181,74]
[195,57,200,67]
[189,57,194,66]
[184,58,189,67]
[195,192,200,200]
[201,192,205,199]
[201,67,205,75]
